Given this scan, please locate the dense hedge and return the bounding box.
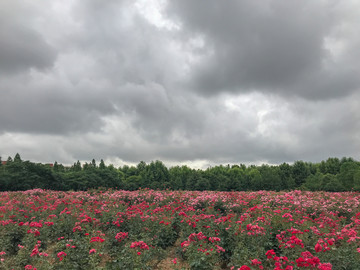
[0,154,359,192]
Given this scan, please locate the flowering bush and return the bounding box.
[0,189,359,269]
[180,232,225,270]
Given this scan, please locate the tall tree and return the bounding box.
[337,161,359,190]
[91,159,97,168]
[292,161,310,187]
[169,165,192,190]
[143,160,169,188]
[322,173,344,192]
[248,167,263,190]
[14,153,22,162]
[279,163,296,190]
[71,160,82,172]
[99,159,106,170]
[303,172,323,191]
[319,158,341,175]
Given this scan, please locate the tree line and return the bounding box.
[1,154,360,192]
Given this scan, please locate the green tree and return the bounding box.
[353,169,360,191]
[14,153,22,162]
[337,161,359,190]
[206,165,231,191]
[120,165,137,178]
[248,167,262,190]
[91,158,97,168]
[99,159,106,170]
[322,173,344,192]
[185,170,201,190]
[292,161,310,187]
[228,166,248,191]
[53,161,65,173]
[83,162,90,170]
[53,161,59,171]
[319,158,341,175]
[169,165,193,190]
[258,165,282,191]
[279,163,296,190]
[71,160,82,172]
[195,176,210,191]
[124,175,141,190]
[302,172,323,191]
[143,160,169,188]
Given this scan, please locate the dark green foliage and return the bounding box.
[0,225,25,255]
[292,160,311,186]
[302,172,323,191]
[0,154,359,192]
[169,165,193,190]
[319,157,341,175]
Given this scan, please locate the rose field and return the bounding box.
[0,189,359,270]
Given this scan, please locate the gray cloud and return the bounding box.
[166,0,360,100]
[0,0,359,166]
[0,3,56,74]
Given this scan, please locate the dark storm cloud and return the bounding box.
[0,0,179,135]
[0,3,56,74]
[0,0,359,166]
[165,0,360,100]
[0,71,116,134]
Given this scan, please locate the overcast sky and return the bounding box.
[1,0,360,168]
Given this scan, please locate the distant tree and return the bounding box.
[319,158,341,175]
[52,171,66,190]
[292,161,310,187]
[53,161,65,173]
[14,153,22,162]
[322,173,344,192]
[307,162,318,175]
[279,163,296,190]
[207,165,231,191]
[337,161,359,190]
[72,160,82,172]
[83,162,90,170]
[91,159,97,168]
[303,172,323,191]
[99,159,106,170]
[124,175,141,190]
[213,174,230,191]
[185,170,201,190]
[228,166,245,191]
[169,165,193,190]
[2,153,360,192]
[202,171,218,191]
[53,161,59,171]
[120,165,137,178]
[195,177,210,191]
[98,167,123,188]
[137,161,147,173]
[329,157,341,174]
[0,169,11,191]
[258,165,282,191]
[248,167,262,190]
[143,161,169,187]
[340,157,355,166]
[353,169,360,191]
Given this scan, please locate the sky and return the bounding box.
[1,0,360,168]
